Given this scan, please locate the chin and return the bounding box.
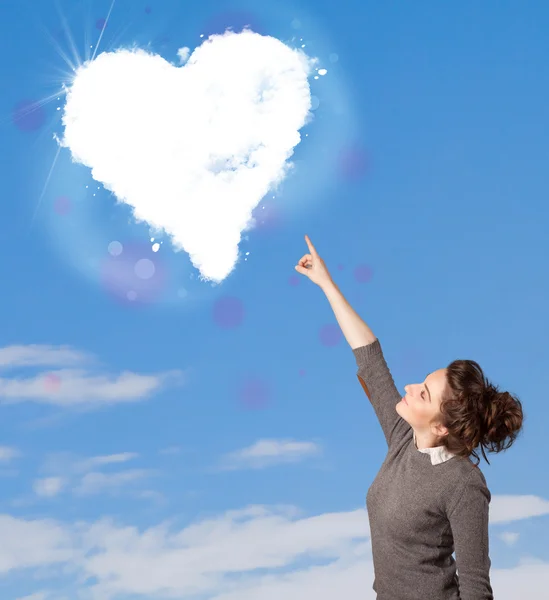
[396,402,409,419]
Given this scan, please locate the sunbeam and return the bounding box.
[27,140,62,232]
[41,21,78,73]
[91,0,117,62]
[55,0,84,70]
[104,20,134,54]
[0,88,68,130]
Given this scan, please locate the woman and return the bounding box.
[295,235,524,600]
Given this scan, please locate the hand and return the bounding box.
[295,235,333,288]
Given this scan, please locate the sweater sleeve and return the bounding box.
[352,339,410,448]
[448,469,494,600]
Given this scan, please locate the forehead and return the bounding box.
[425,369,447,396]
[426,368,446,382]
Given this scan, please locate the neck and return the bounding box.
[413,430,442,450]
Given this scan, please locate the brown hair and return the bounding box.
[438,359,524,466]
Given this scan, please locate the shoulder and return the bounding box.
[451,455,489,485]
[465,464,490,493]
[447,461,491,517]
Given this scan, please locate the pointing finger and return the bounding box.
[304,235,318,256]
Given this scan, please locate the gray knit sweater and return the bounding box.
[353,339,493,600]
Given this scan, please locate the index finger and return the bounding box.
[304,234,318,256]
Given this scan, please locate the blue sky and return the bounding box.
[0,0,548,598]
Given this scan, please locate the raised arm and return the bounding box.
[295,235,409,448]
[295,235,376,349]
[321,277,376,349]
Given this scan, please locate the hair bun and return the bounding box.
[443,358,524,465]
[483,384,499,405]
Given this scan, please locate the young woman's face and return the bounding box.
[396,368,448,432]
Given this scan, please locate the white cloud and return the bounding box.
[0,494,548,599]
[219,438,322,470]
[0,369,181,407]
[73,469,153,496]
[135,489,166,505]
[0,343,184,407]
[177,46,190,63]
[15,593,50,600]
[74,452,139,472]
[61,30,317,282]
[33,452,151,500]
[0,515,75,574]
[0,345,88,369]
[0,446,20,462]
[33,477,65,498]
[499,531,520,546]
[489,494,549,523]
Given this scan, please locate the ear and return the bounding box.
[432,422,449,438]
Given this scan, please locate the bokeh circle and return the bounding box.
[202,10,266,37]
[213,295,245,329]
[319,323,342,347]
[338,142,369,180]
[99,240,168,306]
[237,376,270,410]
[53,196,72,216]
[12,100,46,132]
[354,264,373,284]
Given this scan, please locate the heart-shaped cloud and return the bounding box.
[61,30,316,282]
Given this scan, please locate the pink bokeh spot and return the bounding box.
[95,17,107,30]
[319,324,342,347]
[399,347,424,373]
[43,373,61,392]
[251,202,283,233]
[238,376,270,410]
[213,296,245,329]
[202,10,265,37]
[337,264,344,271]
[338,143,370,180]
[299,368,306,377]
[354,264,373,284]
[288,275,300,287]
[100,240,168,306]
[53,196,71,215]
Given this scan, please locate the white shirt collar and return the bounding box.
[413,431,456,465]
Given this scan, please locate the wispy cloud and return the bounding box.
[15,592,50,600]
[73,469,153,496]
[0,445,20,462]
[0,495,547,598]
[73,452,139,472]
[0,343,185,407]
[33,477,66,498]
[32,452,153,500]
[158,445,183,455]
[0,345,88,369]
[219,438,322,471]
[0,514,75,575]
[498,531,520,546]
